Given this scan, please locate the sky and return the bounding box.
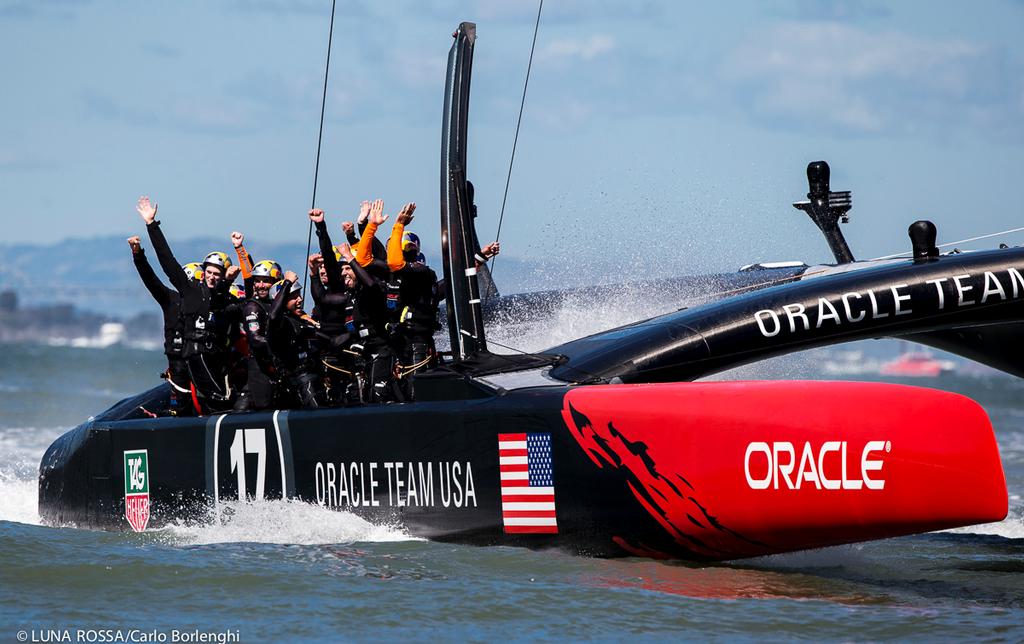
[2,0,1023,279]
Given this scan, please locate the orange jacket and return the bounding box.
[387,222,408,272]
[354,221,379,267]
[234,244,254,279]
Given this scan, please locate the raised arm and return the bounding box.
[269,271,298,322]
[137,196,190,292]
[354,199,386,267]
[356,200,371,235]
[342,220,359,246]
[386,202,417,272]
[308,253,326,305]
[231,231,256,295]
[310,209,345,293]
[128,236,171,308]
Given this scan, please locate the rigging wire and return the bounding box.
[487,0,544,289]
[302,0,337,301]
[870,225,1024,261]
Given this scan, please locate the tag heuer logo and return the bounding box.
[123,449,150,532]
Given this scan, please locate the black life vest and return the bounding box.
[184,286,235,356]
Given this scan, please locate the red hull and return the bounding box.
[562,381,1007,559]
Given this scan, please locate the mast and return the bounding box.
[440,22,489,359]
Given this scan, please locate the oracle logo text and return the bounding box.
[744,440,889,491]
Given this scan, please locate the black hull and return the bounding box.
[39,372,1009,561]
[39,382,674,558]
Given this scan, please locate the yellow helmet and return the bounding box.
[401,231,420,252]
[331,245,343,263]
[202,251,232,270]
[229,284,245,299]
[252,260,283,281]
[182,262,203,281]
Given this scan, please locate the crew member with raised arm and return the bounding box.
[136,196,241,413]
[307,245,352,403]
[384,204,500,391]
[267,271,326,408]
[232,234,283,412]
[305,250,356,403]
[383,202,439,383]
[127,236,194,416]
[310,207,396,403]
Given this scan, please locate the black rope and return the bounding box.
[488,0,543,286]
[302,0,337,301]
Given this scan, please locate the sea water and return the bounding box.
[1,341,1022,642]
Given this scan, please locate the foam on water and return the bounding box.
[159,499,418,547]
[0,426,66,526]
[0,478,40,526]
[949,517,1024,539]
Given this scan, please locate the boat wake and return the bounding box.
[0,477,41,526]
[0,426,68,527]
[946,509,1024,539]
[157,499,420,547]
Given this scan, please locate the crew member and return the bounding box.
[310,208,394,403]
[136,196,241,413]
[268,271,326,408]
[384,204,500,393]
[234,257,283,412]
[127,236,194,416]
[307,247,358,404]
[383,203,439,386]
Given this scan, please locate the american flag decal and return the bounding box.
[498,433,558,534]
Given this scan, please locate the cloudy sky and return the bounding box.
[2,0,1023,278]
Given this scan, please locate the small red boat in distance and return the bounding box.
[881,349,956,378]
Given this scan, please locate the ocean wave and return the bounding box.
[158,499,420,547]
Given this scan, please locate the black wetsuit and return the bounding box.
[314,220,395,403]
[146,221,240,412]
[312,221,353,340]
[132,249,191,416]
[388,260,442,392]
[233,295,275,412]
[310,222,358,403]
[268,280,325,408]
